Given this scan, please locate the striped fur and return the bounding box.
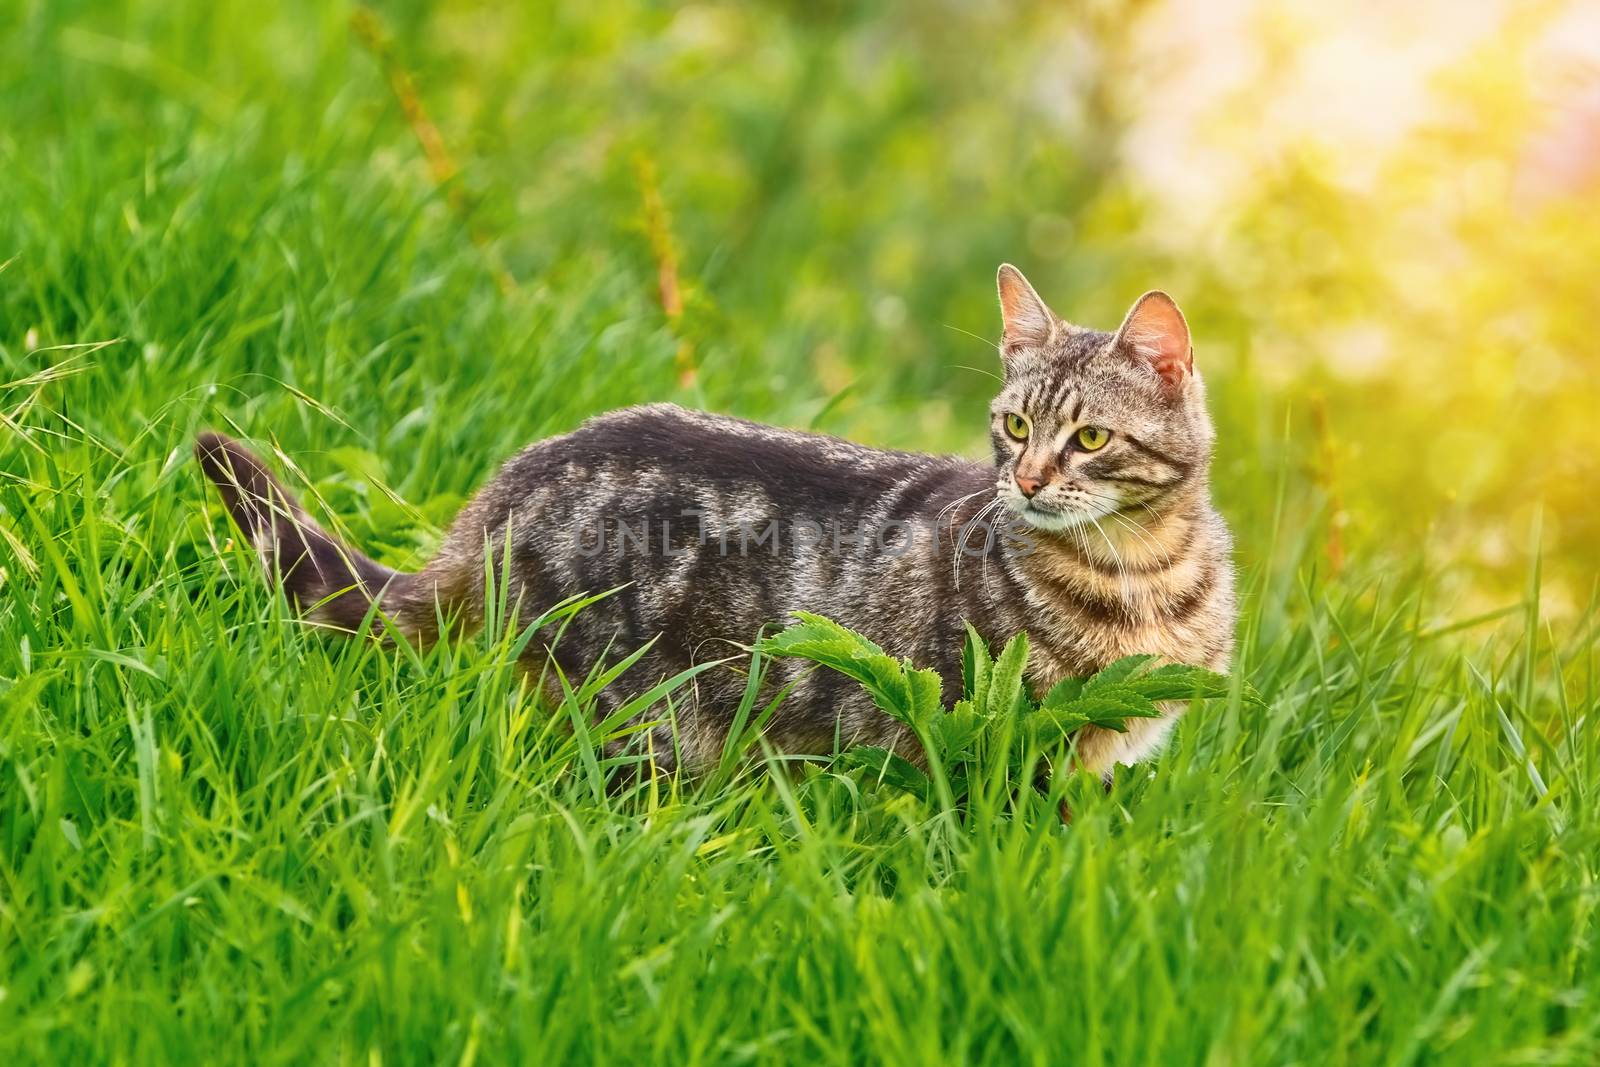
[196,267,1235,779]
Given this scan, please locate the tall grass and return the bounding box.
[2,1,1596,1063]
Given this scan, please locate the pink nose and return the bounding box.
[1016,475,1042,498]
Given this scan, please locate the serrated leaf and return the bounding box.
[1120,662,1265,708]
[841,746,933,800]
[1082,654,1159,693]
[767,613,1253,803]
[986,631,1030,720]
[761,613,936,728]
[1040,675,1087,711]
[762,611,889,660]
[932,701,984,759]
[1031,687,1165,737]
[1128,663,1233,701]
[1073,689,1164,720]
[856,658,922,727]
[906,667,945,729]
[962,622,992,709]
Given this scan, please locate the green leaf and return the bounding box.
[761,612,940,728]
[931,700,984,759]
[906,667,945,730]
[1030,687,1164,738]
[1082,654,1159,692]
[840,746,933,800]
[767,614,1251,797]
[762,611,890,663]
[962,622,992,708]
[1040,675,1087,711]
[1133,662,1265,706]
[1048,655,1259,713]
[986,631,1030,721]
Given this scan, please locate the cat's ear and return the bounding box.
[996,264,1059,357]
[1114,290,1192,391]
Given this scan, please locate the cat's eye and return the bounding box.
[1003,413,1030,441]
[1075,426,1111,451]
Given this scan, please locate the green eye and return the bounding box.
[1075,426,1111,451]
[1004,413,1030,440]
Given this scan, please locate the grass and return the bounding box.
[2,1,1598,1063]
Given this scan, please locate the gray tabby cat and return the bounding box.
[196,265,1234,780]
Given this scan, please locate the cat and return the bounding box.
[195,265,1235,780]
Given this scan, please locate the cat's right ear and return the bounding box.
[997,264,1058,359]
[1113,290,1192,393]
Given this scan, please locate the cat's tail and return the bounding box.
[195,431,440,639]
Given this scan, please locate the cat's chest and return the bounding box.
[1002,533,1229,686]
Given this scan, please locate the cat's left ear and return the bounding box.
[1114,290,1192,391]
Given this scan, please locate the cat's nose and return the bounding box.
[1016,475,1043,498]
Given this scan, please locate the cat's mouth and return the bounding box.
[1005,494,1116,534]
[994,475,1124,534]
[1012,500,1088,532]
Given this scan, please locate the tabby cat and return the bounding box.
[196,265,1235,779]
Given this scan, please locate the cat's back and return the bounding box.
[580,402,944,484]
[498,402,969,507]
[440,403,988,572]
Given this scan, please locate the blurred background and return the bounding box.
[2,0,1597,622]
[7,6,1599,1056]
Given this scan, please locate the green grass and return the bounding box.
[2,2,1598,1063]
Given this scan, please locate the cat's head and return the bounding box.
[988,264,1214,533]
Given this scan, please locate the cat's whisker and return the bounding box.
[949,363,1004,384]
[979,507,1014,604]
[1078,496,1173,572]
[1068,521,1096,577]
[1108,512,1173,571]
[940,322,1004,355]
[953,497,1004,592]
[934,487,992,530]
[1070,487,1179,573]
[1084,513,1132,603]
